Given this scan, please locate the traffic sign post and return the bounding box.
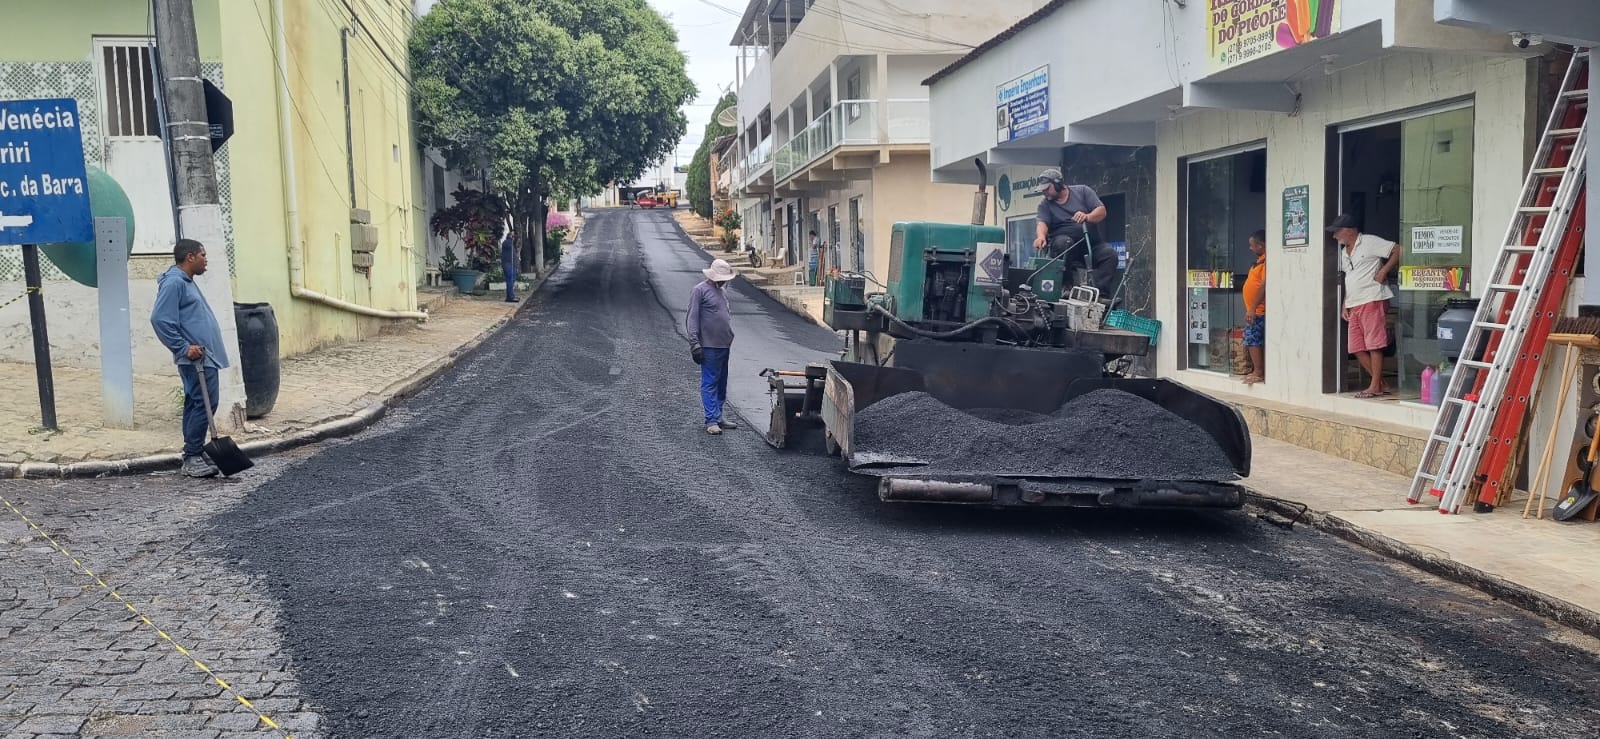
[1,97,95,431]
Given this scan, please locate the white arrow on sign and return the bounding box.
[0,213,34,231]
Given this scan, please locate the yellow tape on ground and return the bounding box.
[0,493,295,738]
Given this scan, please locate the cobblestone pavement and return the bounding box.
[0,452,326,738]
[1,294,520,466]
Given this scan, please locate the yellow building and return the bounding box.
[0,0,427,376]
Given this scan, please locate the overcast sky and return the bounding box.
[413,0,742,168]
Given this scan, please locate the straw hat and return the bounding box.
[703,259,737,282]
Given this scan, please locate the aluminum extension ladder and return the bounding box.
[1408,49,1590,514]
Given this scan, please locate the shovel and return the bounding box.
[1555,416,1600,521]
[193,361,253,477]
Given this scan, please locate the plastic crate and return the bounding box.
[1105,310,1160,345]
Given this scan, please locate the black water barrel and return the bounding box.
[234,302,280,418]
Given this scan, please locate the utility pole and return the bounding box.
[153,0,249,430]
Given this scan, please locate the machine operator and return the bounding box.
[1032,168,1120,299]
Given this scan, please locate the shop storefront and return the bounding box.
[1155,50,1531,429]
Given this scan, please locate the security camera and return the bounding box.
[1510,32,1543,50]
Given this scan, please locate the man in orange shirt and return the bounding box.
[1241,229,1267,384]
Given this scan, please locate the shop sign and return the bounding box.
[996,169,1046,214]
[1411,225,1464,255]
[997,66,1049,143]
[1208,0,1342,72]
[1189,288,1210,345]
[1399,265,1469,292]
[1282,184,1310,248]
[1187,270,1235,289]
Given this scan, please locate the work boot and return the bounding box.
[706,425,723,436]
[718,419,740,430]
[182,455,219,479]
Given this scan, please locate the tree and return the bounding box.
[687,92,737,218]
[412,0,695,271]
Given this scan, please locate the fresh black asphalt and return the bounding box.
[209,208,1600,738]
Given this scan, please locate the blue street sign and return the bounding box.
[0,98,94,246]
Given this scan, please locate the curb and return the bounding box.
[1247,492,1600,641]
[1,268,557,481]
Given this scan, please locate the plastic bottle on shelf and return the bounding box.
[1421,365,1436,405]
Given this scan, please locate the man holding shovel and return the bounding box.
[151,238,232,478]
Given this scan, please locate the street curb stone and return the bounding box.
[1246,492,1600,641]
[2,267,557,481]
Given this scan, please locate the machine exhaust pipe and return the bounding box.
[971,158,989,226]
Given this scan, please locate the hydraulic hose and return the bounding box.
[869,305,1027,341]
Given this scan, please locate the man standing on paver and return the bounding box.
[688,259,740,435]
[501,227,519,303]
[1242,229,1267,385]
[1328,213,1400,398]
[1032,168,1119,298]
[150,239,230,478]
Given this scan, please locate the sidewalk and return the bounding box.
[672,210,826,326]
[1246,436,1600,636]
[1,285,531,478]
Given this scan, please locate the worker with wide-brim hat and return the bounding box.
[688,259,740,435]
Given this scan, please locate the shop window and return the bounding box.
[1184,148,1267,375]
[1335,105,1474,399]
[1006,215,1037,264]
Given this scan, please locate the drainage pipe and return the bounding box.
[271,0,427,321]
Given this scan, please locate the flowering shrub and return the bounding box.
[546,210,571,245]
[714,208,742,251]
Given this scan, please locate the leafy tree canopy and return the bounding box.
[687,92,736,218]
[411,0,696,197]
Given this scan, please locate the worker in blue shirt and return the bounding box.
[150,239,230,478]
[501,229,519,303]
[688,259,739,435]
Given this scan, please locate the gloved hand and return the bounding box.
[691,345,704,365]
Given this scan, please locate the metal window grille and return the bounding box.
[99,43,160,139]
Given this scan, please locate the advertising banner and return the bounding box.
[1208,0,1341,71]
[997,66,1049,143]
[1399,265,1469,292]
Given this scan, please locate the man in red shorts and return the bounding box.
[1329,213,1400,398]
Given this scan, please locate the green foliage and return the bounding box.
[429,185,508,271]
[714,207,741,250]
[687,92,738,218]
[412,0,695,218]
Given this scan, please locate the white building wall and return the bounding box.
[1154,51,1534,428]
[769,0,1051,113]
[737,51,771,126]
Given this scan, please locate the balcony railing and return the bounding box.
[741,136,773,184]
[773,99,930,181]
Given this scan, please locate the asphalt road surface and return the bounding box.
[7,208,1600,739]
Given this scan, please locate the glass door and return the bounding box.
[1184,147,1267,374]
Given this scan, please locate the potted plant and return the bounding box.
[714,208,742,253]
[431,185,508,294]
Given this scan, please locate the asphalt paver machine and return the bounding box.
[765,161,1251,509]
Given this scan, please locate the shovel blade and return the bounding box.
[1553,481,1599,522]
[204,436,253,477]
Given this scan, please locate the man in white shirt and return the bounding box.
[1328,213,1401,398]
